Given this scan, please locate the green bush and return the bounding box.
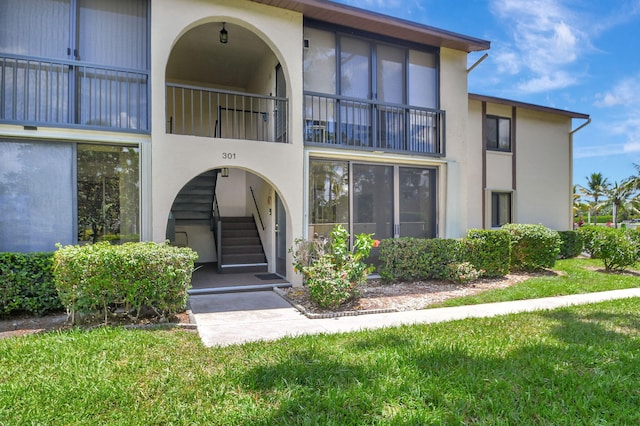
[463,229,511,277]
[558,231,584,259]
[587,227,639,272]
[502,224,561,271]
[378,238,463,282]
[291,225,374,309]
[577,226,600,258]
[0,252,62,316]
[53,242,198,324]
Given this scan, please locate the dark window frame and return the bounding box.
[491,191,512,227]
[486,115,511,152]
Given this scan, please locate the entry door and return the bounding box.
[275,193,287,276]
[275,64,287,142]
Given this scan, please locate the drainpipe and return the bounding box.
[569,117,592,229]
[467,53,488,73]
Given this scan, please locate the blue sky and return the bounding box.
[334,0,640,189]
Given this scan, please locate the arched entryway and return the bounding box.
[165,167,291,291]
[165,21,288,143]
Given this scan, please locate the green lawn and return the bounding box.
[433,257,640,308]
[2,258,640,424]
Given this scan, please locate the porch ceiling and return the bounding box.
[166,22,273,89]
[251,0,490,52]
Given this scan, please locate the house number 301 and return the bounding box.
[222,153,236,160]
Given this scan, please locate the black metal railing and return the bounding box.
[304,92,445,156]
[166,83,288,143]
[0,53,148,131]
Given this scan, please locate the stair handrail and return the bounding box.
[249,186,265,231]
[211,172,222,273]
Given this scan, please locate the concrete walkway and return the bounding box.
[189,288,640,347]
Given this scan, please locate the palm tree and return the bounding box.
[580,172,610,225]
[605,180,633,228]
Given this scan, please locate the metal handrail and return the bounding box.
[0,53,149,130]
[165,83,288,142]
[303,92,445,156]
[249,186,265,231]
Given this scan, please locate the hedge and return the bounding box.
[0,252,62,316]
[502,224,561,271]
[463,229,511,277]
[558,231,584,259]
[54,242,198,324]
[378,238,462,283]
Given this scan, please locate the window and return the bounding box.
[77,144,140,244]
[309,158,437,239]
[0,140,140,252]
[0,0,149,131]
[486,115,511,151]
[303,25,441,154]
[491,192,512,227]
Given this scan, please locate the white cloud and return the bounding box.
[594,76,640,107]
[489,0,589,94]
[574,142,640,159]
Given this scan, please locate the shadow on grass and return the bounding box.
[239,303,640,424]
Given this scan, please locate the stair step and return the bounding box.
[222,223,255,231]
[222,253,267,264]
[219,264,268,274]
[222,236,261,246]
[223,245,264,254]
[221,216,254,223]
[222,229,258,238]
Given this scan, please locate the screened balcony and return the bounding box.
[304,93,445,155]
[0,0,149,132]
[0,54,148,131]
[166,22,288,143]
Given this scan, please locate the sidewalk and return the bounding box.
[189,288,640,347]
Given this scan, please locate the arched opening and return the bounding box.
[165,21,288,143]
[165,167,290,290]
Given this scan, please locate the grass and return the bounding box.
[432,257,640,308]
[2,257,640,424]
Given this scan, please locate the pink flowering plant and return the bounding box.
[291,225,374,309]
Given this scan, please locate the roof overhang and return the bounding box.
[469,93,590,120]
[251,0,491,52]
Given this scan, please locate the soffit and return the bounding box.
[251,0,490,52]
[469,93,590,119]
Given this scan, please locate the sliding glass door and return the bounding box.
[308,158,438,265]
[398,167,437,238]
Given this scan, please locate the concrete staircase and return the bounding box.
[171,170,218,224]
[220,216,267,273]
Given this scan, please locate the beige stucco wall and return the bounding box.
[515,109,573,230]
[467,98,573,231]
[466,99,484,230]
[440,48,469,238]
[150,0,304,284]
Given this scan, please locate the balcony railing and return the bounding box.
[166,83,288,143]
[304,92,445,156]
[0,53,148,131]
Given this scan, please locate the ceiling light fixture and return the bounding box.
[219,22,228,44]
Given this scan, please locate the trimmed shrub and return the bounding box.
[0,252,62,316]
[502,224,561,271]
[558,231,584,259]
[577,226,600,258]
[53,242,198,324]
[463,229,511,277]
[378,238,463,282]
[588,227,639,272]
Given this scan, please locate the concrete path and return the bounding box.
[189,288,640,347]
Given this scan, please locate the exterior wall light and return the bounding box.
[220,23,228,44]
